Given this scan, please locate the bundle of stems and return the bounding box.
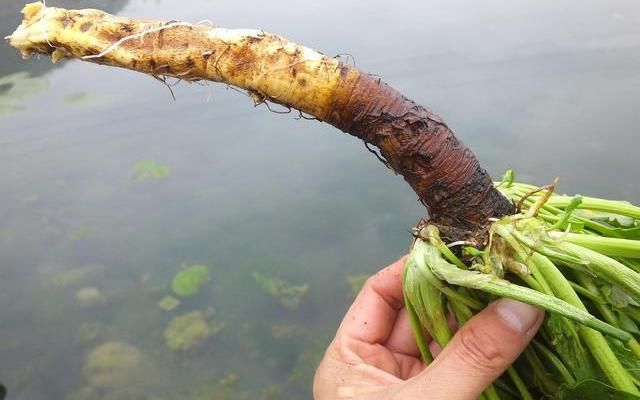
[7,4,640,399]
[404,171,640,399]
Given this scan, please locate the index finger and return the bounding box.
[336,256,407,344]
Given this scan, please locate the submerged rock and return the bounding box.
[252,273,309,310]
[171,264,210,297]
[163,310,224,351]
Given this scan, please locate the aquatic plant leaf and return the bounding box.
[171,265,210,297]
[0,72,49,114]
[252,272,309,310]
[131,160,170,180]
[557,379,640,399]
[163,310,223,350]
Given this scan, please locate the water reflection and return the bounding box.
[1,0,639,398]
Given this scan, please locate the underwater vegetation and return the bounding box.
[163,310,224,351]
[74,286,107,308]
[171,264,210,297]
[43,263,105,288]
[0,71,48,115]
[158,295,181,311]
[131,160,171,181]
[252,272,309,310]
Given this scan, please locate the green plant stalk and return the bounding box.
[405,245,453,347]
[506,367,534,400]
[549,232,640,259]
[523,347,558,394]
[531,340,575,384]
[429,252,631,341]
[513,233,638,391]
[403,256,434,363]
[547,196,640,219]
[575,273,640,359]
[508,228,640,300]
[551,241,640,300]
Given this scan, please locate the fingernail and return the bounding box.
[494,299,542,334]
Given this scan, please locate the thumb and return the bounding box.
[399,299,544,400]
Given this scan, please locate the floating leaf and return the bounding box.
[171,265,210,297]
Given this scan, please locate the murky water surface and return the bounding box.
[1,0,639,398]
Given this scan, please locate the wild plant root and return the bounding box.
[6,2,514,242]
[8,3,640,399]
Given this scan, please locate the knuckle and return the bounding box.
[454,323,508,373]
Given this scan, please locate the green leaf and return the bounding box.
[545,314,591,381]
[557,379,640,399]
[601,285,640,308]
[608,339,640,381]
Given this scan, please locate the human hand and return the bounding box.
[314,256,544,400]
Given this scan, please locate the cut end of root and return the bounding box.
[6,2,51,59]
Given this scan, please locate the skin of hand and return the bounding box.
[313,256,544,400]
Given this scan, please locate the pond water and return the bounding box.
[1,0,639,398]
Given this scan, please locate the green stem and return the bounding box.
[532,340,575,384]
[523,348,558,394]
[549,232,640,259]
[421,239,631,341]
[507,367,534,400]
[552,241,640,301]
[403,257,433,364]
[547,196,640,219]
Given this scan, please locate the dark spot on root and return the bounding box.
[60,16,74,28]
[298,78,306,87]
[121,24,134,35]
[157,29,165,48]
[340,63,349,78]
[245,36,263,44]
[80,22,92,32]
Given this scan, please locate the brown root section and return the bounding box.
[7,2,515,241]
[327,72,515,240]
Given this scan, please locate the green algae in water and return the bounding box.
[158,295,180,311]
[252,272,309,310]
[0,72,48,115]
[171,264,210,297]
[163,310,224,351]
[84,342,143,387]
[131,160,170,180]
